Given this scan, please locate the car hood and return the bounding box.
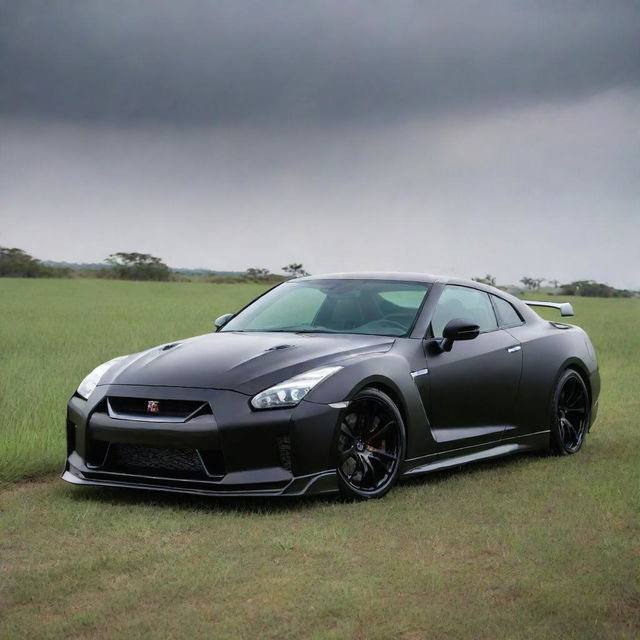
[101,331,395,395]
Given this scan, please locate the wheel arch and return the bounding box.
[306,353,434,460]
[562,359,593,405]
[357,380,409,432]
[342,375,415,457]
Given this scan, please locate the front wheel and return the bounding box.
[550,369,590,455]
[335,388,406,499]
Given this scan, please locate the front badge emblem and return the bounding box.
[147,400,160,414]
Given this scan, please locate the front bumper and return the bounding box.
[63,384,342,497]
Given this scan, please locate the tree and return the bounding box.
[105,252,171,281]
[520,276,544,291]
[0,247,51,277]
[472,274,496,286]
[561,280,632,298]
[245,267,271,280]
[548,279,560,289]
[282,263,309,278]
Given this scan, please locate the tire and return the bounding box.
[550,369,590,455]
[335,387,406,499]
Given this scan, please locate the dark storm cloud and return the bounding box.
[2,0,639,125]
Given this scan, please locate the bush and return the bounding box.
[561,280,633,298]
[104,252,171,281]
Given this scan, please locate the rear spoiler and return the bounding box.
[523,300,574,317]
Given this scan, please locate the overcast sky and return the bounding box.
[1,1,639,287]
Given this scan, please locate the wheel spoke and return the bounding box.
[340,420,357,441]
[354,453,367,482]
[360,454,377,486]
[565,382,581,407]
[558,418,566,441]
[367,446,397,461]
[367,452,390,469]
[357,407,368,438]
[367,420,394,442]
[560,417,578,446]
[339,446,356,462]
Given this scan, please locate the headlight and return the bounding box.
[76,356,128,400]
[251,366,343,410]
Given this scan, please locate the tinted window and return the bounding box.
[237,286,326,329]
[221,279,430,337]
[492,295,523,327]
[377,289,426,309]
[431,286,498,337]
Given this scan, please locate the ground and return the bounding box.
[1,279,638,639]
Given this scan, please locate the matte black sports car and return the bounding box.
[63,273,599,499]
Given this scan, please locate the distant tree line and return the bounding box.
[0,247,71,278]
[0,247,311,284]
[471,272,635,298]
[1,249,634,296]
[243,262,310,281]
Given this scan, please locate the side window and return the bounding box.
[431,286,498,338]
[492,295,523,327]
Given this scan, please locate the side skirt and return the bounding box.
[402,430,549,477]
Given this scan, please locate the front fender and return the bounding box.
[304,353,435,460]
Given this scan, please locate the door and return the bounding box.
[423,285,522,448]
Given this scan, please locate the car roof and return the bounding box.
[295,271,439,284]
[295,271,492,289]
[296,271,528,300]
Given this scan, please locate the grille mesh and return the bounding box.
[107,444,205,476]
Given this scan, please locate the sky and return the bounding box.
[1,1,639,288]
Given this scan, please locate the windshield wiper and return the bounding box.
[270,327,336,334]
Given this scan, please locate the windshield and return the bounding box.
[221,279,430,337]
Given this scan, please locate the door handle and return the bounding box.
[507,345,521,353]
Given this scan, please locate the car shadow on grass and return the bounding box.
[58,450,548,514]
[60,482,336,515]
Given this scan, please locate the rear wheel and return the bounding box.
[335,388,406,499]
[550,370,590,455]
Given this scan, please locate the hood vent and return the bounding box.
[264,344,295,352]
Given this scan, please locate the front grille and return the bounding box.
[107,397,211,422]
[101,443,224,479]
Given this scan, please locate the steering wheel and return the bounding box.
[383,313,413,328]
[364,318,407,331]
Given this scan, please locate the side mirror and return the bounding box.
[214,313,234,330]
[439,318,480,352]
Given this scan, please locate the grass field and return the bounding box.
[1,279,638,639]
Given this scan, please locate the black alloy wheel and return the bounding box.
[336,388,406,499]
[551,370,590,455]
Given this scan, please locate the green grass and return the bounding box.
[0,280,638,639]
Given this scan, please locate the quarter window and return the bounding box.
[431,286,498,338]
[492,295,523,327]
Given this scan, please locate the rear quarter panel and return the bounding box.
[505,321,599,435]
